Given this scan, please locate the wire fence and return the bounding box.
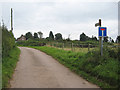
[46,42,119,53]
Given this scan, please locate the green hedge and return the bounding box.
[2,25,15,57]
[16,40,46,46]
[1,25,20,88]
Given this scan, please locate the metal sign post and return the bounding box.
[101,31,103,56]
[95,19,107,56]
[99,27,107,56]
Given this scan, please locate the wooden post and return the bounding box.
[71,43,73,51]
[62,43,64,49]
[11,8,13,32]
[88,44,90,52]
[99,19,102,56]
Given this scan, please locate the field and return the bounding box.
[29,46,119,88]
[48,45,97,53]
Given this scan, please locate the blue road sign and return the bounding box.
[98,27,107,37]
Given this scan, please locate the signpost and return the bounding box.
[99,27,107,37]
[99,27,107,56]
[95,19,107,56]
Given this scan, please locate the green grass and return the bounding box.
[2,47,20,88]
[29,46,119,88]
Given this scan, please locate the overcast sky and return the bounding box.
[0,0,119,40]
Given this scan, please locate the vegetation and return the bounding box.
[17,39,46,46]
[80,33,97,41]
[2,25,15,57]
[55,33,62,40]
[2,47,20,87]
[38,31,43,39]
[1,24,20,88]
[49,31,54,40]
[116,35,120,43]
[25,32,33,40]
[29,46,119,88]
[34,32,39,39]
[16,30,118,88]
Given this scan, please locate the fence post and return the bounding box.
[62,43,64,49]
[88,44,90,52]
[71,43,74,51]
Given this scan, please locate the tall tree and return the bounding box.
[55,33,62,40]
[34,32,38,39]
[38,31,43,39]
[49,31,54,40]
[80,33,87,41]
[25,32,32,40]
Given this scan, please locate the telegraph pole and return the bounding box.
[11,8,13,32]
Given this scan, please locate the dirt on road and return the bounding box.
[10,47,99,88]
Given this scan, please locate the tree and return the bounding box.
[46,37,49,41]
[103,36,108,42]
[25,32,32,40]
[92,35,97,41]
[34,32,38,39]
[111,39,114,43]
[38,31,43,39]
[55,33,62,40]
[2,24,15,57]
[116,35,120,43]
[66,34,71,41]
[49,31,54,40]
[80,33,87,41]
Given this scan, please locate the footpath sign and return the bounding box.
[99,27,107,37]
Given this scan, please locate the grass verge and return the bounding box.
[2,47,20,88]
[29,46,119,89]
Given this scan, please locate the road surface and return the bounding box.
[10,47,99,88]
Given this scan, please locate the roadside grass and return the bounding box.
[2,47,20,88]
[29,46,119,88]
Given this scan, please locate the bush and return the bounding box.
[1,24,20,88]
[16,40,46,46]
[2,25,15,57]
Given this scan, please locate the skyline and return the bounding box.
[0,0,118,40]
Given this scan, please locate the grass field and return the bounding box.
[29,46,119,88]
[47,44,98,53]
[2,47,20,88]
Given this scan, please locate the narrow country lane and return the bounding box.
[10,47,99,88]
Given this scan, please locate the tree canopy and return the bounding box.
[103,36,108,42]
[55,33,62,40]
[34,32,38,39]
[80,33,98,41]
[49,31,54,40]
[80,33,88,41]
[116,35,120,43]
[38,31,43,39]
[25,32,33,40]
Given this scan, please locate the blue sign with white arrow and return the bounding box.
[98,27,107,37]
